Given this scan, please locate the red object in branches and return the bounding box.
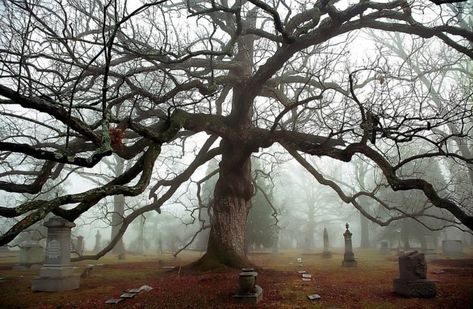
[109,127,124,149]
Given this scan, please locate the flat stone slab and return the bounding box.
[393,278,436,298]
[302,274,312,278]
[307,294,321,300]
[120,292,137,299]
[125,288,141,293]
[302,278,311,281]
[297,270,307,274]
[233,285,263,304]
[105,298,124,304]
[139,285,153,292]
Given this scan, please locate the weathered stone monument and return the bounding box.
[442,240,463,256]
[393,251,436,298]
[93,230,102,252]
[233,268,263,304]
[342,223,357,267]
[422,235,438,260]
[31,217,80,291]
[18,240,44,267]
[322,227,332,258]
[75,236,84,255]
[380,240,389,255]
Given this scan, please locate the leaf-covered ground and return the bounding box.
[0,249,472,308]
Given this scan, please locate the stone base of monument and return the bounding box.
[322,251,332,258]
[12,263,42,271]
[31,266,80,292]
[342,260,357,267]
[233,285,263,304]
[393,278,436,298]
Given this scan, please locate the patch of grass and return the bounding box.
[0,249,472,308]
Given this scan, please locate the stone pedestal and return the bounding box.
[393,278,436,298]
[342,223,357,267]
[233,270,263,304]
[31,217,80,292]
[393,251,436,298]
[233,285,263,304]
[322,227,332,258]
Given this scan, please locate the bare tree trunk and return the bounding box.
[111,194,126,254]
[190,10,256,270]
[111,156,126,254]
[401,220,411,250]
[304,203,315,251]
[191,140,253,269]
[360,212,371,248]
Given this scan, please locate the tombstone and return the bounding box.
[322,227,332,258]
[233,269,263,304]
[422,235,437,260]
[31,217,80,291]
[380,240,389,255]
[18,240,44,267]
[393,251,436,298]
[93,230,102,252]
[271,234,279,254]
[75,236,84,255]
[441,240,463,256]
[342,223,357,267]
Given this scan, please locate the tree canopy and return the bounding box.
[0,0,472,267]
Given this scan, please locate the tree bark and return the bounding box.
[192,139,253,269]
[111,194,126,254]
[111,156,126,254]
[360,211,371,248]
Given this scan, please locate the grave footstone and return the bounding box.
[139,285,153,292]
[342,223,357,267]
[120,292,136,299]
[307,294,321,300]
[393,251,436,298]
[441,240,463,256]
[105,298,124,304]
[322,227,332,258]
[31,217,80,291]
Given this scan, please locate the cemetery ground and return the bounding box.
[0,249,472,308]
